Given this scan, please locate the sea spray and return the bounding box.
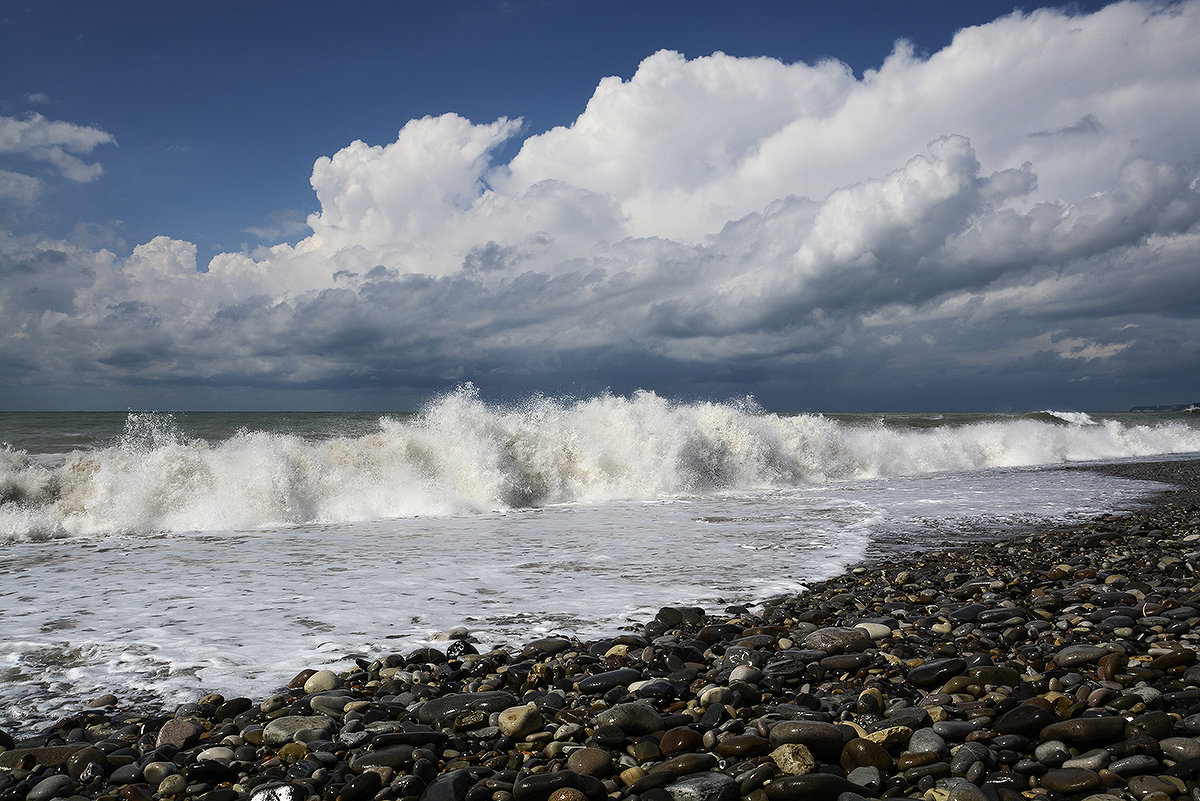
[2,385,1199,542]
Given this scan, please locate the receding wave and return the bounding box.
[2,387,1199,542]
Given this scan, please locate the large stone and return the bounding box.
[577,668,643,694]
[0,744,88,770]
[764,773,865,801]
[1039,768,1101,794]
[350,745,415,771]
[802,627,871,654]
[994,703,1060,736]
[595,702,664,735]
[26,775,76,801]
[767,720,846,761]
[513,770,606,801]
[416,691,519,726]
[664,772,739,801]
[1040,716,1127,745]
[1054,645,1110,668]
[906,658,967,689]
[262,715,333,747]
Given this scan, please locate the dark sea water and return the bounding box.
[2,388,1199,733]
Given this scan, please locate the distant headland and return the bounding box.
[1129,401,1200,412]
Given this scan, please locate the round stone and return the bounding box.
[594,702,663,734]
[498,703,544,739]
[660,726,704,755]
[548,791,586,801]
[303,669,341,694]
[142,761,178,784]
[566,747,612,777]
[841,738,893,771]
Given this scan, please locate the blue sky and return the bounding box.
[2,0,1197,411]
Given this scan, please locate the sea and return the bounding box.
[2,386,1200,736]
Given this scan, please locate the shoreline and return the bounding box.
[3,458,1200,801]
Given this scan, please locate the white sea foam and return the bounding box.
[2,387,1199,542]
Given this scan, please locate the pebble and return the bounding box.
[5,459,1200,801]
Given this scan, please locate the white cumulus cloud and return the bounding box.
[2,0,1199,410]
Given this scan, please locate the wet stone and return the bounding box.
[155,719,202,750]
[841,738,893,771]
[594,701,663,734]
[660,726,704,755]
[717,734,769,757]
[566,747,612,777]
[1054,645,1111,668]
[1040,716,1127,745]
[802,627,871,654]
[664,772,739,801]
[907,658,967,689]
[27,775,76,801]
[1040,767,1101,794]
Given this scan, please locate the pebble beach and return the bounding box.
[3,458,1200,801]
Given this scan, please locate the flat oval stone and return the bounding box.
[820,653,872,673]
[416,691,519,725]
[664,772,739,801]
[156,719,203,750]
[716,734,770,757]
[652,753,719,776]
[595,702,663,735]
[1161,737,1200,762]
[1039,768,1101,794]
[338,771,382,801]
[995,704,1060,736]
[309,694,351,717]
[577,668,643,694]
[764,773,864,801]
[1054,645,1110,668]
[1040,716,1126,745]
[513,770,606,801]
[26,775,76,801]
[767,720,845,761]
[908,728,947,757]
[1108,754,1159,776]
[907,658,967,689]
[802,627,870,654]
[263,715,333,747]
[349,745,414,771]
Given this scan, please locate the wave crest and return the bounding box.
[2,386,1199,541]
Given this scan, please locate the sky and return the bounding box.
[1,0,1198,412]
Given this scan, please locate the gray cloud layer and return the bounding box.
[2,1,1199,410]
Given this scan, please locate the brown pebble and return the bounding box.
[548,790,586,801]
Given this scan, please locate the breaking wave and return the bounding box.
[2,387,1199,541]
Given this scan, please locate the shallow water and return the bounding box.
[1,392,1198,734]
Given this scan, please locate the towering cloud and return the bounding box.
[2,1,1198,409]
